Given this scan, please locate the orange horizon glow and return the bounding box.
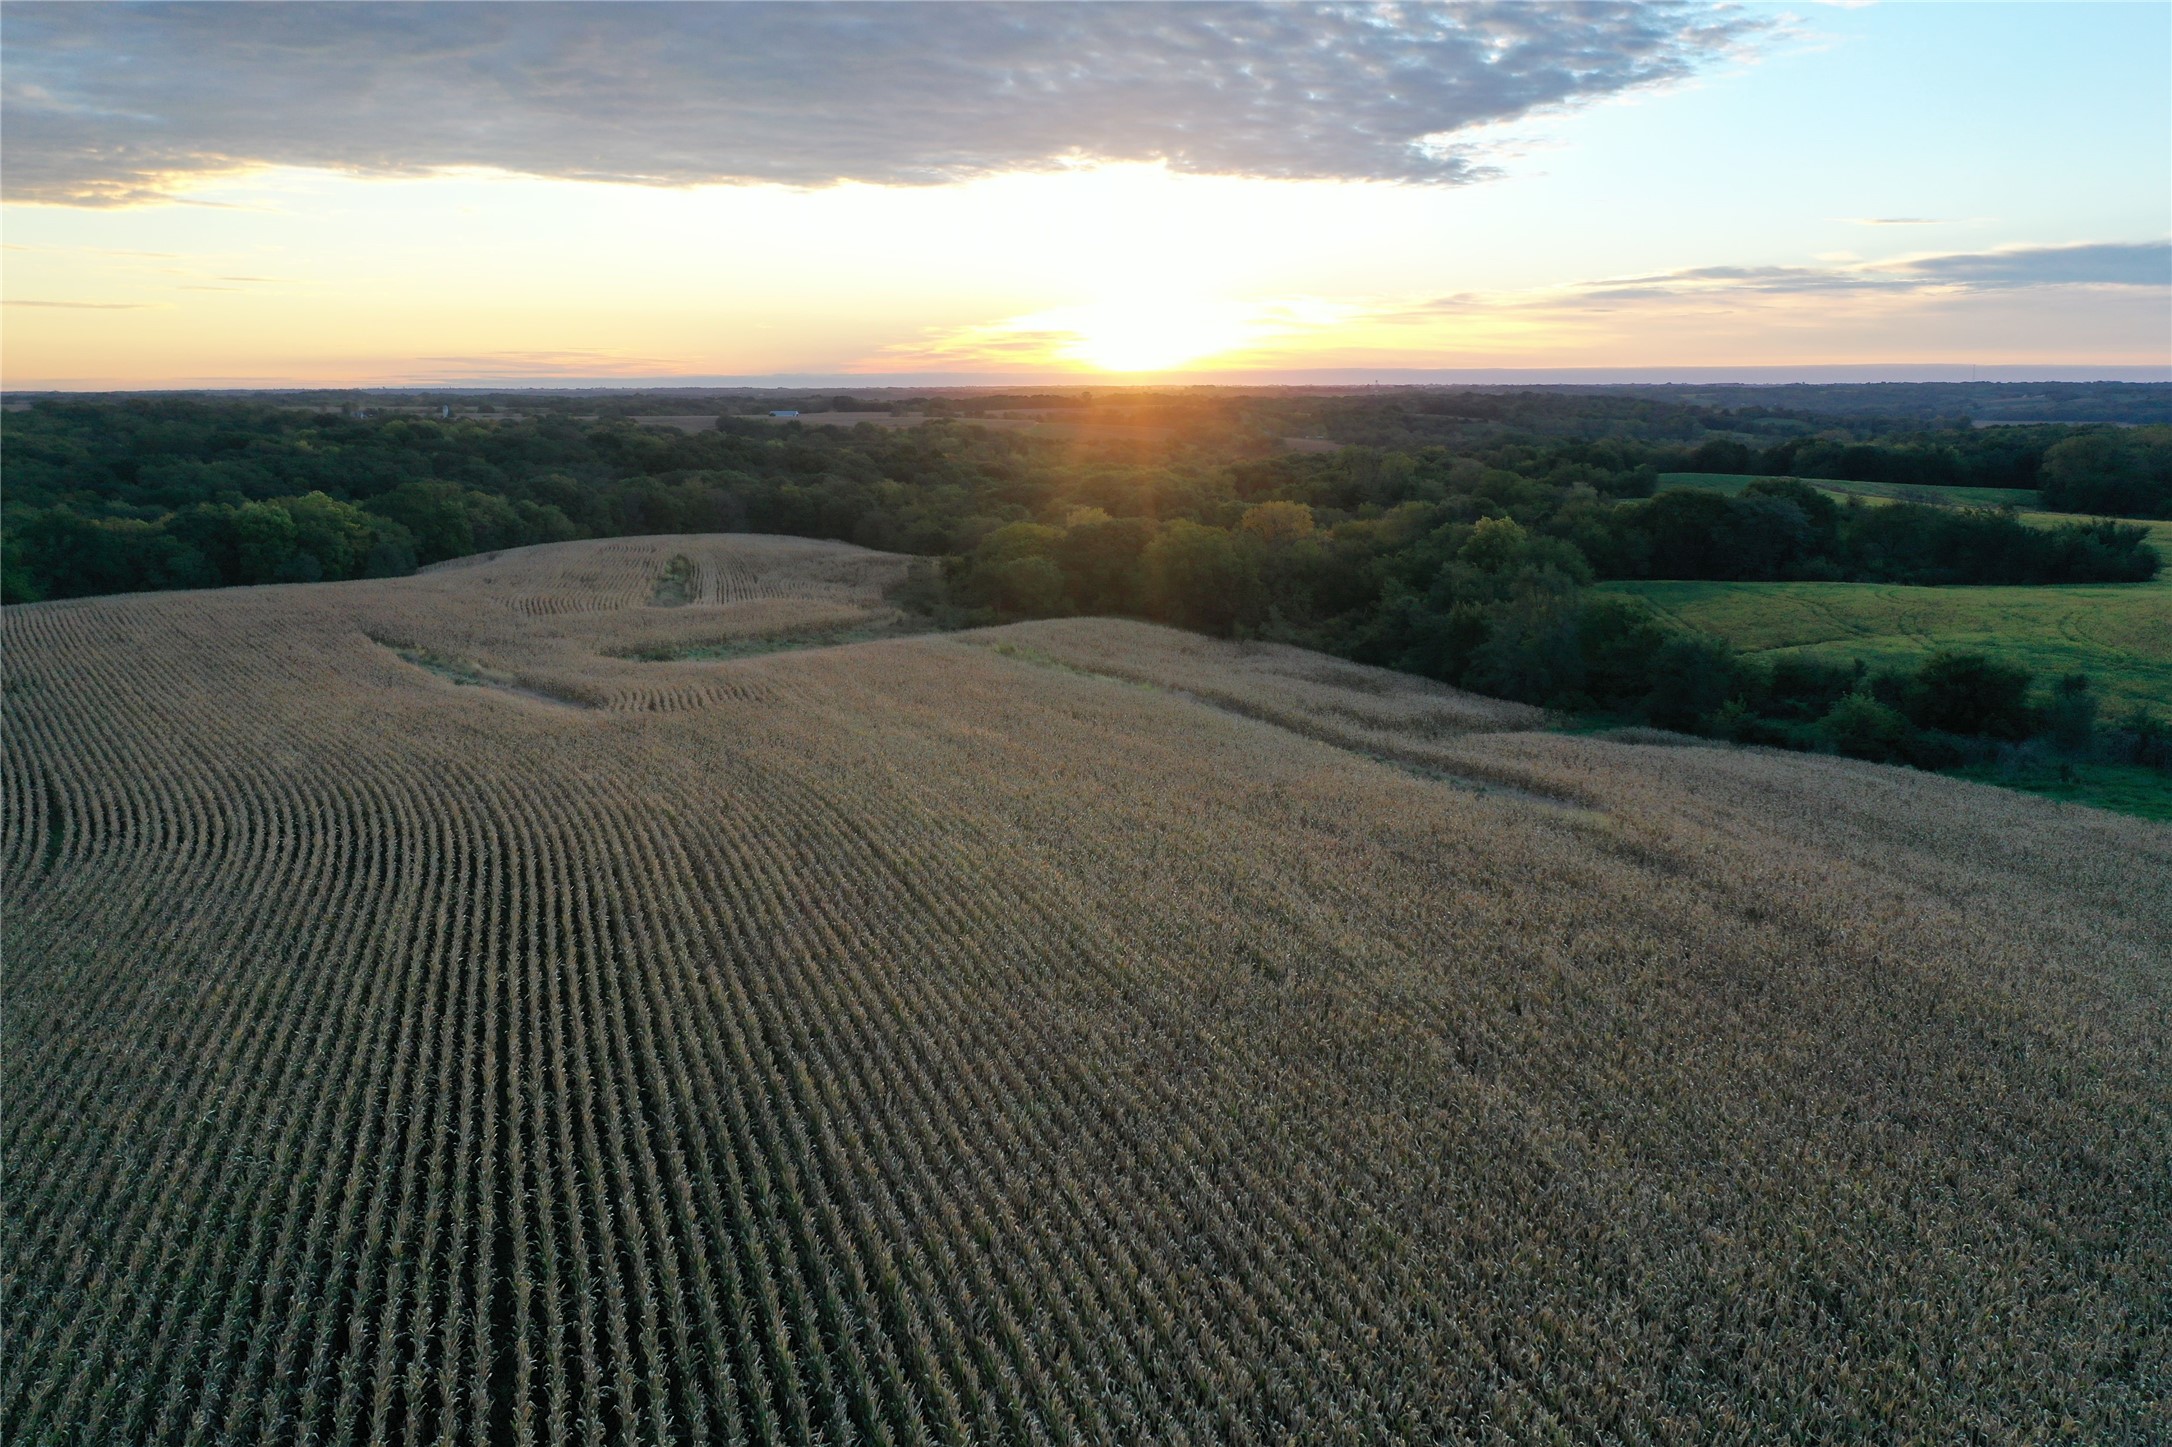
[2,160,2165,390]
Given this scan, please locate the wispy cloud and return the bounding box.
[3,242,184,257]
[1,2,1773,206]
[1895,242,2170,288]
[1562,240,2171,301]
[174,275,303,292]
[404,349,695,381]
[3,298,155,309]
[852,238,2169,375]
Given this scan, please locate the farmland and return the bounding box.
[5,536,2168,1443]
[1593,566,2172,818]
[1598,575,2172,714]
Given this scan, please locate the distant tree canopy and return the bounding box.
[1590,480,2155,585]
[8,399,2162,605]
[5,394,2165,775]
[2037,427,2172,518]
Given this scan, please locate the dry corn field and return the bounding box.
[4,535,2168,1445]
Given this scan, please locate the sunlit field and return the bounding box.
[6,537,2168,1443]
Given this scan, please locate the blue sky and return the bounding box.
[1429,2,2168,283]
[2,2,2165,387]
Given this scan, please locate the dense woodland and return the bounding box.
[5,393,2167,774]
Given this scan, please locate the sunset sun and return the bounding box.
[1055,295,1257,373]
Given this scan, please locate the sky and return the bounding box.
[2,1,2167,389]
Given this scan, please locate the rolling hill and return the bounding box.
[4,536,2167,1444]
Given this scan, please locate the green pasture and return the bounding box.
[1948,760,2172,823]
[1657,472,2041,510]
[1598,578,2172,714]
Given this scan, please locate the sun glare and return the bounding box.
[873,287,1362,376]
[1053,295,1259,373]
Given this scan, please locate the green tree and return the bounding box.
[1054,516,1157,615]
[1145,521,1261,634]
[363,518,419,578]
[166,503,243,585]
[2040,427,2172,518]
[366,481,474,564]
[978,522,1063,562]
[280,491,377,579]
[2045,674,2098,755]
[1642,634,1742,732]
[465,492,529,552]
[1821,692,1911,762]
[984,556,1068,616]
[233,501,300,584]
[1464,589,1585,705]
[1575,594,1672,710]
[1903,651,2033,738]
[1446,516,1591,603]
[1238,500,1316,546]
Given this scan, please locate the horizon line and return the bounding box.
[8,363,2171,394]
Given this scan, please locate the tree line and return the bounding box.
[1676,426,2172,516]
[5,398,2164,777]
[924,498,2162,771]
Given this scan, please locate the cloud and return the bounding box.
[3,298,154,309]
[1566,240,2171,301]
[3,242,181,257]
[1893,241,2171,288]
[404,348,696,381]
[1848,217,1949,226]
[1,1,1769,205]
[1581,263,1880,298]
[1336,239,2172,366]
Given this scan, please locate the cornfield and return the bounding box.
[4,535,2167,1444]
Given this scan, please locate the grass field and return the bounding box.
[1948,759,2172,823]
[1609,490,2172,712]
[1599,577,2172,713]
[1658,471,2042,509]
[1599,563,2172,818]
[6,537,2168,1443]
